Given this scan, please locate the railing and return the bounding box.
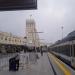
[0,52,38,71]
[0,53,17,71]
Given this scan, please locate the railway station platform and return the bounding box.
[0,52,75,75]
[48,53,75,75]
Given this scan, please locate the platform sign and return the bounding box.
[0,0,37,11]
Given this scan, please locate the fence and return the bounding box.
[0,53,17,71]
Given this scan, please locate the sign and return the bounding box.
[0,0,37,10]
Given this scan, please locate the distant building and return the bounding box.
[26,17,40,47]
[0,31,26,45]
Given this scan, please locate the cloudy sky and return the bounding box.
[0,0,75,43]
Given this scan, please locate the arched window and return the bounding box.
[9,38,11,41]
[1,36,3,40]
[5,37,7,41]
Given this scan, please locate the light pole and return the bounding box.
[61,26,64,39]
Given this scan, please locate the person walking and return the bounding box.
[15,54,20,71]
[41,49,43,56]
[9,57,16,71]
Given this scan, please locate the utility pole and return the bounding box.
[61,26,64,39]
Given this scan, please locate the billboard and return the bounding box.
[0,0,37,10]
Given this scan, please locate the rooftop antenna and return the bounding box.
[61,26,64,39]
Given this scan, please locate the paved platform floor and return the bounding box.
[48,53,75,75]
[0,53,54,75]
[0,52,75,75]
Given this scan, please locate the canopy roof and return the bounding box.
[0,0,37,11]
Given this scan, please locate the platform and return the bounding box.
[0,52,75,75]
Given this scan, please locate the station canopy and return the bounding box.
[0,0,37,11]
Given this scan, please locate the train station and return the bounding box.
[0,0,75,75]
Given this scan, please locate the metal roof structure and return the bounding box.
[0,0,37,11]
[51,30,75,46]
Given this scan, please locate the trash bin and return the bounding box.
[9,57,16,71]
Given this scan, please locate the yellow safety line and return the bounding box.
[48,53,71,75]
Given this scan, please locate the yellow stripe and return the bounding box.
[48,53,71,75]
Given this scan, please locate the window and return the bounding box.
[20,40,21,43]
[5,37,7,41]
[1,36,3,40]
[15,39,17,42]
[74,44,75,57]
[12,39,14,42]
[9,38,11,41]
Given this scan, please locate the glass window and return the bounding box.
[74,45,75,57]
[70,45,72,56]
[1,37,3,40]
[20,40,21,43]
[5,37,7,40]
[9,38,11,41]
[15,39,17,42]
[72,44,75,57]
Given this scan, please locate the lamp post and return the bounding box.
[61,26,64,39]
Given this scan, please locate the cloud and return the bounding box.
[0,0,75,43]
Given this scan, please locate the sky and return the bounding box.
[0,0,75,43]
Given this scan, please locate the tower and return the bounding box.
[26,16,40,47]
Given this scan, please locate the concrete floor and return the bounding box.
[0,52,75,75]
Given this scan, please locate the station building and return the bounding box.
[0,31,27,53]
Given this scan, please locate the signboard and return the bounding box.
[0,0,37,10]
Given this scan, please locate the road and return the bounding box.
[0,52,75,75]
